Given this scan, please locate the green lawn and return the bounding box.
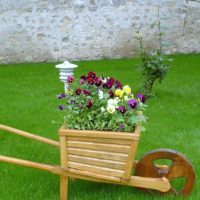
[0,54,200,200]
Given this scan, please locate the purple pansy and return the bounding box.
[128,99,138,109]
[137,93,145,103]
[70,100,76,105]
[58,93,66,99]
[118,106,126,114]
[59,105,65,110]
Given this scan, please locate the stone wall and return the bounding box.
[0,0,200,63]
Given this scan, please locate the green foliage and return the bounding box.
[135,8,172,98]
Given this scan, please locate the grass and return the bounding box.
[0,54,200,200]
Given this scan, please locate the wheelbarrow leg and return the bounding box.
[60,176,68,200]
[60,135,68,200]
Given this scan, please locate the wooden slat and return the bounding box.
[68,168,121,183]
[68,162,124,177]
[67,148,128,162]
[123,141,138,180]
[67,136,132,145]
[60,129,139,141]
[60,136,68,167]
[67,141,130,153]
[68,155,125,170]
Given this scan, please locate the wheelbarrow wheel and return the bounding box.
[134,148,195,196]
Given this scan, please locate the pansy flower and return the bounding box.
[109,90,114,98]
[57,93,66,99]
[88,71,96,79]
[128,99,138,109]
[80,75,87,80]
[115,80,122,89]
[59,105,65,110]
[75,88,82,95]
[83,89,90,96]
[115,89,124,98]
[86,99,93,109]
[87,78,94,85]
[67,76,74,83]
[79,79,84,85]
[94,77,102,87]
[137,93,145,103]
[118,106,126,114]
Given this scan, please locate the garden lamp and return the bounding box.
[55,61,78,92]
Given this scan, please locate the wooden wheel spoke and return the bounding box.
[167,162,186,179]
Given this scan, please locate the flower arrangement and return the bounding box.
[58,71,147,132]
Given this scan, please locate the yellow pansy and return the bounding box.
[115,89,124,98]
[123,85,131,95]
[66,89,73,95]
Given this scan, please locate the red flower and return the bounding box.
[88,71,96,78]
[75,88,82,95]
[109,90,114,97]
[107,77,115,84]
[86,99,93,109]
[115,80,122,89]
[87,78,94,85]
[80,75,87,80]
[83,89,90,96]
[106,82,113,89]
[67,76,74,83]
[80,79,84,85]
[94,77,102,87]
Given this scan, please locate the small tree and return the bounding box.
[136,8,172,98]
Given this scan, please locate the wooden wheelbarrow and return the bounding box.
[0,124,195,199]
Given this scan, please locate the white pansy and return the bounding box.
[114,97,121,103]
[100,107,105,112]
[124,95,129,101]
[102,78,107,83]
[107,104,116,113]
[108,99,118,107]
[98,90,104,99]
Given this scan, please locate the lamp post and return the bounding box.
[55,61,78,92]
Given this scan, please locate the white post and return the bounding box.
[55,61,78,92]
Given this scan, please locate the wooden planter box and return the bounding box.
[59,125,141,183]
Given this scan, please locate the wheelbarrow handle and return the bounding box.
[0,124,60,147]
